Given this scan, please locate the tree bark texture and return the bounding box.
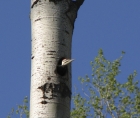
[30,0,84,118]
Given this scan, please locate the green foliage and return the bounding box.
[71,94,89,118]
[7,96,29,118]
[71,49,140,118]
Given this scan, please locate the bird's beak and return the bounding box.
[71,59,74,61]
[70,59,74,63]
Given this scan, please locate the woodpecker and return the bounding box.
[55,58,74,76]
[62,59,74,66]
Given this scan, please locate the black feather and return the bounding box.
[56,65,68,76]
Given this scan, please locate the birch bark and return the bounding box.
[30,0,84,117]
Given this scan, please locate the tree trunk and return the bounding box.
[30,0,84,117]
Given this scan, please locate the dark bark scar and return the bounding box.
[41,101,48,104]
[31,0,40,8]
[38,82,71,101]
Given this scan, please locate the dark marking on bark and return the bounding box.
[47,51,56,55]
[31,56,34,59]
[48,51,56,53]
[48,77,51,80]
[47,53,53,55]
[41,101,48,104]
[42,95,54,100]
[31,0,40,8]
[62,44,66,46]
[38,82,71,100]
[49,0,62,4]
[35,18,41,22]
[65,30,69,34]
[58,43,65,46]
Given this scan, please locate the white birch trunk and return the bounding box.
[30,0,84,118]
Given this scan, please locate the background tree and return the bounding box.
[7,97,29,118]
[30,0,84,117]
[71,49,140,118]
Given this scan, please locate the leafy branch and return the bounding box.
[7,96,29,118]
[71,49,140,118]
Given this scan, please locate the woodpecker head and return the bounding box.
[55,58,74,76]
[61,59,74,66]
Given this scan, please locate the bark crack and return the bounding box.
[35,18,41,22]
